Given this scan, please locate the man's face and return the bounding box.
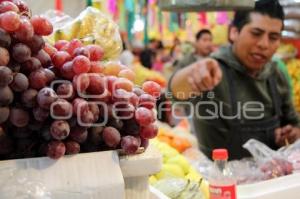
[232,13,282,74]
[196,33,213,57]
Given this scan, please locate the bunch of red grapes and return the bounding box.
[0,0,161,160]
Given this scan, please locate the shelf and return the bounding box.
[158,0,255,12]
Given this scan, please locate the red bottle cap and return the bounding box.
[212,149,228,160]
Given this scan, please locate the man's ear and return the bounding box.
[229,26,239,42]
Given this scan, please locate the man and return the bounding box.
[175,29,213,70]
[169,0,300,160]
[139,39,159,69]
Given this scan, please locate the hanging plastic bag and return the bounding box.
[47,7,122,61]
[243,139,294,180]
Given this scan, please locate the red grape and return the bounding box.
[25,35,45,54]
[72,55,91,74]
[89,61,104,73]
[34,49,51,67]
[107,75,118,93]
[10,72,29,92]
[0,106,9,124]
[0,28,11,48]
[0,1,19,13]
[133,87,145,97]
[29,69,47,90]
[72,98,89,116]
[31,16,53,36]
[47,141,66,159]
[65,39,82,55]
[33,107,49,122]
[43,43,57,57]
[21,57,42,74]
[0,66,13,87]
[43,68,55,82]
[54,40,69,51]
[9,108,29,127]
[69,125,88,143]
[114,77,134,92]
[139,93,156,109]
[102,127,121,148]
[51,99,73,119]
[12,43,31,63]
[0,11,20,32]
[86,74,106,95]
[73,47,90,58]
[118,69,135,82]
[140,138,149,149]
[12,0,30,17]
[129,93,139,107]
[86,44,104,61]
[115,103,135,119]
[21,89,37,108]
[56,82,74,100]
[0,86,13,106]
[0,47,10,65]
[37,87,58,110]
[121,136,140,155]
[65,141,80,155]
[50,120,70,140]
[142,81,161,98]
[52,51,71,69]
[14,17,34,42]
[73,74,90,95]
[88,102,100,121]
[135,107,155,126]
[112,88,131,103]
[60,61,75,80]
[140,123,158,139]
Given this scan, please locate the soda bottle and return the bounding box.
[209,149,236,199]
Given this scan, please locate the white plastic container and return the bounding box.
[0,145,162,199]
[237,173,300,199]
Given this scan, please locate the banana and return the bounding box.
[54,29,69,41]
[69,20,82,40]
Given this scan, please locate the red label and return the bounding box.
[209,184,236,199]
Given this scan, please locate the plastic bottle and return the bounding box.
[209,149,236,199]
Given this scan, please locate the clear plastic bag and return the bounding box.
[279,139,300,172]
[46,7,122,61]
[243,139,294,180]
[228,158,266,185]
[0,167,52,199]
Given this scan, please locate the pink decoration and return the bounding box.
[108,0,117,14]
[198,12,207,25]
[216,12,229,25]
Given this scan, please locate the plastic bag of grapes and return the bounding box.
[48,7,122,61]
[243,139,294,180]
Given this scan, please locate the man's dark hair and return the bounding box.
[195,29,212,41]
[232,0,284,31]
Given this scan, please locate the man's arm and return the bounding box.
[170,58,222,100]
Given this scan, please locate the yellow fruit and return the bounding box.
[69,20,82,39]
[149,175,158,185]
[167,155,191,175]
[185,167,202,182]
[155,164,185,179]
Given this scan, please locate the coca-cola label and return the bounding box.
[209,184,236,199]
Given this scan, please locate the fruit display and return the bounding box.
[49,7,122,61]
[133,63,167,88]
[286,59,300,112]
[150,139,209,199]
[0,0,161,160]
